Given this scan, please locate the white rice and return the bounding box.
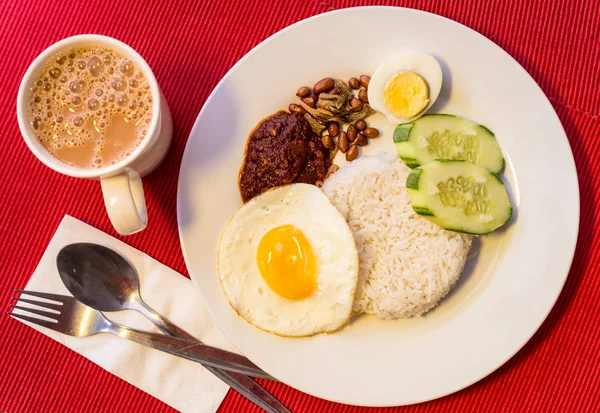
[322,152,472,319]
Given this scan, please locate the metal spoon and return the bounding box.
[56,242,191,337]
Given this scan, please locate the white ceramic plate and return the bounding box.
[178,7,579,406]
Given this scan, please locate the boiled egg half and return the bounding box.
[368,51,443,124]
[218,184,359,337]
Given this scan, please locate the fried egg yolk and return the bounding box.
[383,71,430,119]
[256,225,317,299]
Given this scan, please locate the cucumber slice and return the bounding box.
[394,114,505,173]
[406,160,512,235]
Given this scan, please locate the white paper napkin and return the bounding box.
[12,215,235,413]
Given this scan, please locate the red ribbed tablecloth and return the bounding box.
[1,1,598,412]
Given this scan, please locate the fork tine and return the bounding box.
[12,297,63,312]
[14,289,66,303]
[8,312,59,329]
[9,304,59,320]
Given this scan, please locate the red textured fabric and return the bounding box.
[0,0,599,412]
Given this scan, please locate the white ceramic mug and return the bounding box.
[17,35,173,236]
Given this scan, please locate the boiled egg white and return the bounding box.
[368,51,443,124]
[217,183,359,337]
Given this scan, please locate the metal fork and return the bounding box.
[9,290,290,413]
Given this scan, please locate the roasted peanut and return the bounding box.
[363,127,380,139]
[358,87,368,103]
[355,120,367,131]
[302,97,316,108]
[349,98,363,112]
[296,86,310,98]
[313,77,335,94]
[338,131,349,153]
[289,103,307,115]
[347,124,357,142]
[359,75,371,88]
[355,133,368,146]
[348,77,360,89]
[327,121,340,137]
[322,134,336,150]
[345,144,359,161]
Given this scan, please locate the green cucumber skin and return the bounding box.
[412,206,434,216]
[400,156,420,169]
[393,124,413,143]
[477,123,494,136]
[503,204,513,225]
[406,168,422,189]
[494,156,506,175]
[417,113,457,120]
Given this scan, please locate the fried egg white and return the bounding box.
[217,184,359,337]
[368,51,443,124]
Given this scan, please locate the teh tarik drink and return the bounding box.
[27,46,153,169]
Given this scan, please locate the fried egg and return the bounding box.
[218,184,359,337]
[368,51,443,124]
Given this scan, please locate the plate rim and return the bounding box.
[177,5,580,406]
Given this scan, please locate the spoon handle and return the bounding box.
[136,299,197,340]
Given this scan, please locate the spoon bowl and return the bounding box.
[56,242,187,338]
[57,243,140,312]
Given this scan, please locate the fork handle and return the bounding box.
[105,324,275,381]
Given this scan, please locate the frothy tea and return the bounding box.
[27,46,153,169]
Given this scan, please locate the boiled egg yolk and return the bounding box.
[256,225,317,300]
[383,71,430,119]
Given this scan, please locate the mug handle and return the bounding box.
[101,170,148,236]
